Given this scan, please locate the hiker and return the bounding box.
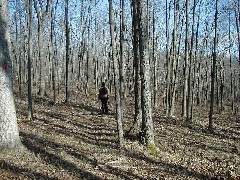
[98,82,109,114]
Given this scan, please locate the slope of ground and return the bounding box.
[0,89,240,179]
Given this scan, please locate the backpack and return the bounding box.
[99,87,108,99]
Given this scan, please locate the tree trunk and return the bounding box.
[128,0,142,138]
[235,0,240,101]
[0,0,22,149]
[165,0,171,116]
[50,2,57,104]
[209,0,218,132]
[109,0,124,146]
[183,0,189,119]
[27,0,34,120]
[65,0,70,102]
[170,0,179,116]
[33,0,52,98]
[120,0,126,105]
[138,0,155,146]
[187,0,197,123]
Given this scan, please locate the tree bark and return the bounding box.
[138,0,155,146]
[65,0,70,102]
[109,0,124,146]
[235,0,240,102]
[169,0,180,116]
[27,0,34,120]
[209,0,218,132]
[128,0,142,138]
[183,0,189,119]
[0,0,22,149]
[33,0,52,98]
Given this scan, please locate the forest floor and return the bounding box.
[0,87,240,180]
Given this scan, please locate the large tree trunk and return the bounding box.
[138,0,155,146]
[128,0,142,138]
[0,0,22,149]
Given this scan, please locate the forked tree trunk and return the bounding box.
[33,0,52,98]
[0,0,22,149]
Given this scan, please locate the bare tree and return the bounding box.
[128,0,142,138]
[33,0,52,98]
[138,0,155,146]
[65,0,70,102]
[109,0,124,146]
[0,0,22,149]
[183,0,190,118]
[186,0,197,122]
[209,0,218,132]
[27,0,34,120]
[235,0,240,98]
[169,0,180,116]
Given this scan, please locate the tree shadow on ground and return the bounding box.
[213,128,240,141]
[154,116,185,127]
[20,132,145,179]
[155,116,239,160]
[30,107,118,150]
[96,162,145,180]
[122,146,216,179]
[0,160,55,179]
[20,132,101,180]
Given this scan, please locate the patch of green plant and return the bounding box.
[147,143,159,157]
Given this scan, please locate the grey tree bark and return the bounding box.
[128,0,142,137]
[183,0,189,118]
[33,0,52,98]
[27,0,34,120]
[209,0,218,131]
[138,0,155,146]
[0,0,22,149]
[109,0,124,146]
[235,0,240,104]
[169,0,180,116]
[187,0,197,123]
[65,0,70,102]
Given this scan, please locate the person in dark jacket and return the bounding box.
[98,82,109,114]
